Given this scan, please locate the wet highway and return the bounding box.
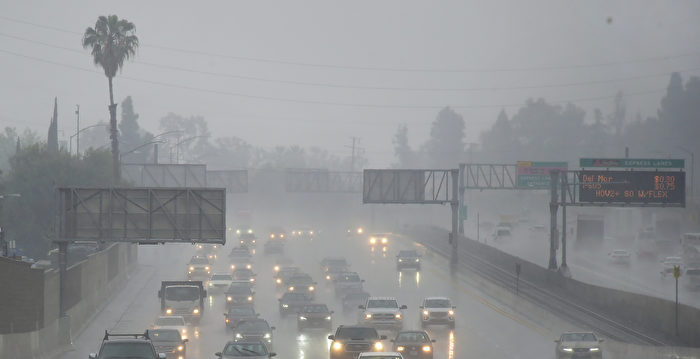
[61,227,559,359]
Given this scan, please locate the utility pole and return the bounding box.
[548,170,559,270]
[346,137,363,171]
[75,105,80,158]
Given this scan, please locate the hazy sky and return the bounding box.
[1,1,699,166]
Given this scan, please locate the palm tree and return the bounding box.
[82,15,139,182]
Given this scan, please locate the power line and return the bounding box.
[2,32,698,94]
[1,15,699,74]
[0,48,668,110]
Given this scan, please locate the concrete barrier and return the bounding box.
[0,243,138,359]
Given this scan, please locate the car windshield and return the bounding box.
[155,317,185,326]
[367,299,398,308]
[227,286,252,294]
[396,332,429,342]
[302,304,329,313]
[99,342,155,359]
[336,327,378,339]
[234,269,254,277]
[223,343,268,356]
[229,307,256,316]
[425,299,451,308]
[230,251,250,257]
[338,274,361,282]
[189,257,208,264]
[561,333,597,342]
[289,276,313,284]
[399,250,418,257]
[211,274,232,280]
[237,320,270,332]
[164,287,199,301]
[327,259,348,267]
[147,329,181,342]
[282,293,308,300]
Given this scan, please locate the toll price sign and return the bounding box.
[579,170,685,205]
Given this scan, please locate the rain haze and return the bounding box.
[1,1,700,359]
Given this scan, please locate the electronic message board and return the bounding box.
[579,170,685,205]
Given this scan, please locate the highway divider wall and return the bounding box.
[410,225,700,347]
[0,243,137,359]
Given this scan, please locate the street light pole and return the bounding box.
[679,146,694,201]
[174,135,209,164]
[120,140,166,164]
[75,105,80,158]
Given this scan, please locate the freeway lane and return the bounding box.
[60,226,560,359]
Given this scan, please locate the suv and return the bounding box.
[359,297,407,331]
[328,325,387,359]
[419,297,455,328]
[187,256,211,279]
[147,329,188,359]
[89,331,166,359]
[396,250,421,270]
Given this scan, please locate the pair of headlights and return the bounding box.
[397,345,431,352]
[332,341,383,351]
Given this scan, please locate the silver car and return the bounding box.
[555,332,603,359]
[215,340,276,359]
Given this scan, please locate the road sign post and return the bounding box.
[674,265,680,336]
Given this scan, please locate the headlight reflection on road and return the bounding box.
[398,271,403,287]
[416,271,421,286]
[448,330,455,359]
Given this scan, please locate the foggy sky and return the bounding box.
[1,0,699,166]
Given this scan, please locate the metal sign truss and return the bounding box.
[122,164,207,188]
[285,169,362,193]
[363,169,457,204]
[461,164,518,190]
[206,170,248,193]
[58,187,226,244]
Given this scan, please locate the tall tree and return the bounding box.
[608,91,626,137]
[47,97,58,152]
[119,96,152,163]
[82,15,139,182]
[423,107,465,167]
[392,123,415,168]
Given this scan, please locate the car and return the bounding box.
[208,273,234,292]
[147,329,188,359]
[239,232,258,247]
[358,353,403,359]
[396,250,421,270]
[225,284,255,308]
[153,316,188,340]
[263,239,285,254]
[391,331,434,359]
[274,266,301,287]
[291,226,316,239]
[186,255,211,279]
[229,247,254,271]
[225,306,259,330]
[89,331,166,359]
[554,332,603,359]
[419,297,455,328]
[683,266,700,291]
[321,257,350,272]
[195,244,219,261]
[233,319,276,349]
[278,292,312,316]
[215,340,276,359]
[492,226,512,240]
[286,273,317,300]
[342,291,370,313]
[660,256,683,278]
[368,234,390,253]
[359,297,407,331]
[233,268,257,284]
[328,325,387,359]
[297,303,334,331]
[267,227,287,240]
[608,249,631,265]
[347,226,366,237]
[334,272,365,297]
[272,257,295,273]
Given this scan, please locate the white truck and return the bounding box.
[158,281,207,323]
[359,296,407,331]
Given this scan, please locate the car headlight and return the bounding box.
[240,240,244,244]
[374,341,383,351]
[370,238,377,244]
[590,347,600,352]
[247,229,252,234]
[422,345,432,352]
[381,238,388,244]
[193,308,200,314]
[416,258,420,262]
[357,228,364,234]
[397,346,405,351]
[448,309,455,316]
[395,313,402,319]
[562,347,573,352]
[177,345,184,351]
[310,231,314,235]
[309,286,315,291]
[181,328,186,333]
[398,259,403,262]
[189,266,194,271]
[365,313,372,319]
[252,240,256,243]
[205,266,210,271]
[250,278,255,282]
[274,265,280,272]
[423,310,429,316]
[280,234,285,238]
[326,316,332,320]
[289,286,295,291]
[225,318,229,323]
[332,342,342,351]
[227,296,233,301]
[247,296,253,301]
[236,229,241,234]
[166,308,173,314]
[246,264,252,269]
[230,264,236,270]
[264,333,271,339]
[276,278,282,284]
[299,316,307,321]
[326,275,331,280]
[382,247,387,252]
[282,304,289,308]
[235,333,243,339]
[270,234,275,239]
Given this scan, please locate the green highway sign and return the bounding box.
[459,205,467,220]
[516,161,568,189]
[579,158,685,169]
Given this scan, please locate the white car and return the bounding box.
[153,315,188,340]
[209,273,234,291]
[419,297,455,328]
[608,250,631,265]
[360,297,407,331]
[358,352,403,359]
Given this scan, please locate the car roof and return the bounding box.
[157,315,185,320]
[368,296,397,300]
[424,296,450,301]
